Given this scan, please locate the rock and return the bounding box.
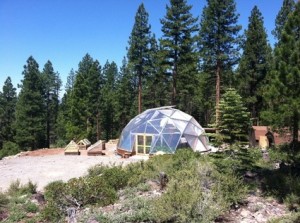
[244,171,257,178]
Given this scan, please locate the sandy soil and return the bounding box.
[0,145,139,192]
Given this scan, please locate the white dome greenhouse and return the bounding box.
[117,106,210,156]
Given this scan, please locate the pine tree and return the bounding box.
[272,0,295,43]
[262,2,300,145]
[67,54,102,141]
[127,3,152,114]
[198,0,242,125]
[115,58,136,132]
[218,88,250,144]
[41,61,61,147]
[237,6,272,121]
[0,77,17,148]
[56,69,76,143]
[101,61,118,140]
[160,0,199,113]
[15,56,45,150]
[143,34,171,109]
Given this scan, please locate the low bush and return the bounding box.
[151,159,244,222]
[24,201,39,213]
[0,191,9,211]
[0,141,20,160]
[7,179,37,197]
[42,177,118,221]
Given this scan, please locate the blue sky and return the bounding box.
[0,0,283,94]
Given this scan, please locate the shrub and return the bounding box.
[152,160,239,222]
[24,201,38,213]
[0,191,9,211]
[87,163,107,177]
[101,166,129,190]
[7,179,37,197]
[7,179,22,196]
[66,176,117,207]
[40,201,64,222]
[42,177,118,222]
[0,141,20,160]
[21,180,37,194]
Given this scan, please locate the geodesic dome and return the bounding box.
[117,106,209,155]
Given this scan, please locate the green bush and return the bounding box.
[42,177,118,222]
[7,179,37,197]
[40,201,64,222]
[0,191,9,211]
[0,141,20,160]
[87,163,107,177]
[101,166,129,190]
[66,176,117,206]
[24,201,38,213]
[151,159,246,222]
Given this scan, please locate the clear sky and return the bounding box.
[0,0,283,94]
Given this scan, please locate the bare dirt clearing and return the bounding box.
[0,145,139,192]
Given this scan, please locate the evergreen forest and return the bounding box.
[0,0,299,155]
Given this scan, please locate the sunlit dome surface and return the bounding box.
[117,106,209,154]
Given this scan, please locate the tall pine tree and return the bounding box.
[101,61,118,140]
[237,6,272,121]
[67,54,102,141]
[272,0,295,43]
[15,56,45,150]
[127,3,152,114]
[160,0,199,113]
[143,34,171,109]
[0,77,17,148]
[56,69,76,143]
[115,58,136,132]
[198,0,242,126]
[262,2,300,145]
[41,61,61,147]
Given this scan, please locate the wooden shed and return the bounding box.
[77,138,91,150]
[87,140,106,156]
[64,140,80,155]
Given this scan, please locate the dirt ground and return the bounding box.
[0,144,139,192]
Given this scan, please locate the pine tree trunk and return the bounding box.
[138,74,142,114]
[292,110,299,146]
[46,94,50,148]
[172,68,177,105]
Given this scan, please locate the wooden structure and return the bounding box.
[64,140,80,155]
[87,140,106,156]
[77,138,91,150]
[250,126,300,147]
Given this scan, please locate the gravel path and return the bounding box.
[0,154,137,192]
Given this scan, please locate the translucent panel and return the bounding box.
[194,139,207,152]
[184,122,203,136]
[151,136,174,153]
[173,120,188,133]
[119,134,132,151]
[150,110,161,120]
[143,110,155,121]
[185,134,198,151]
[191,118,202,128]
[162,133,181,150]
[171,110,191,121]
[199,135,209,148]
[162,119,180,134]
[159,109,175,117]
[149,119,165,133]
[145,122,159,134]
[131,123,147,133]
